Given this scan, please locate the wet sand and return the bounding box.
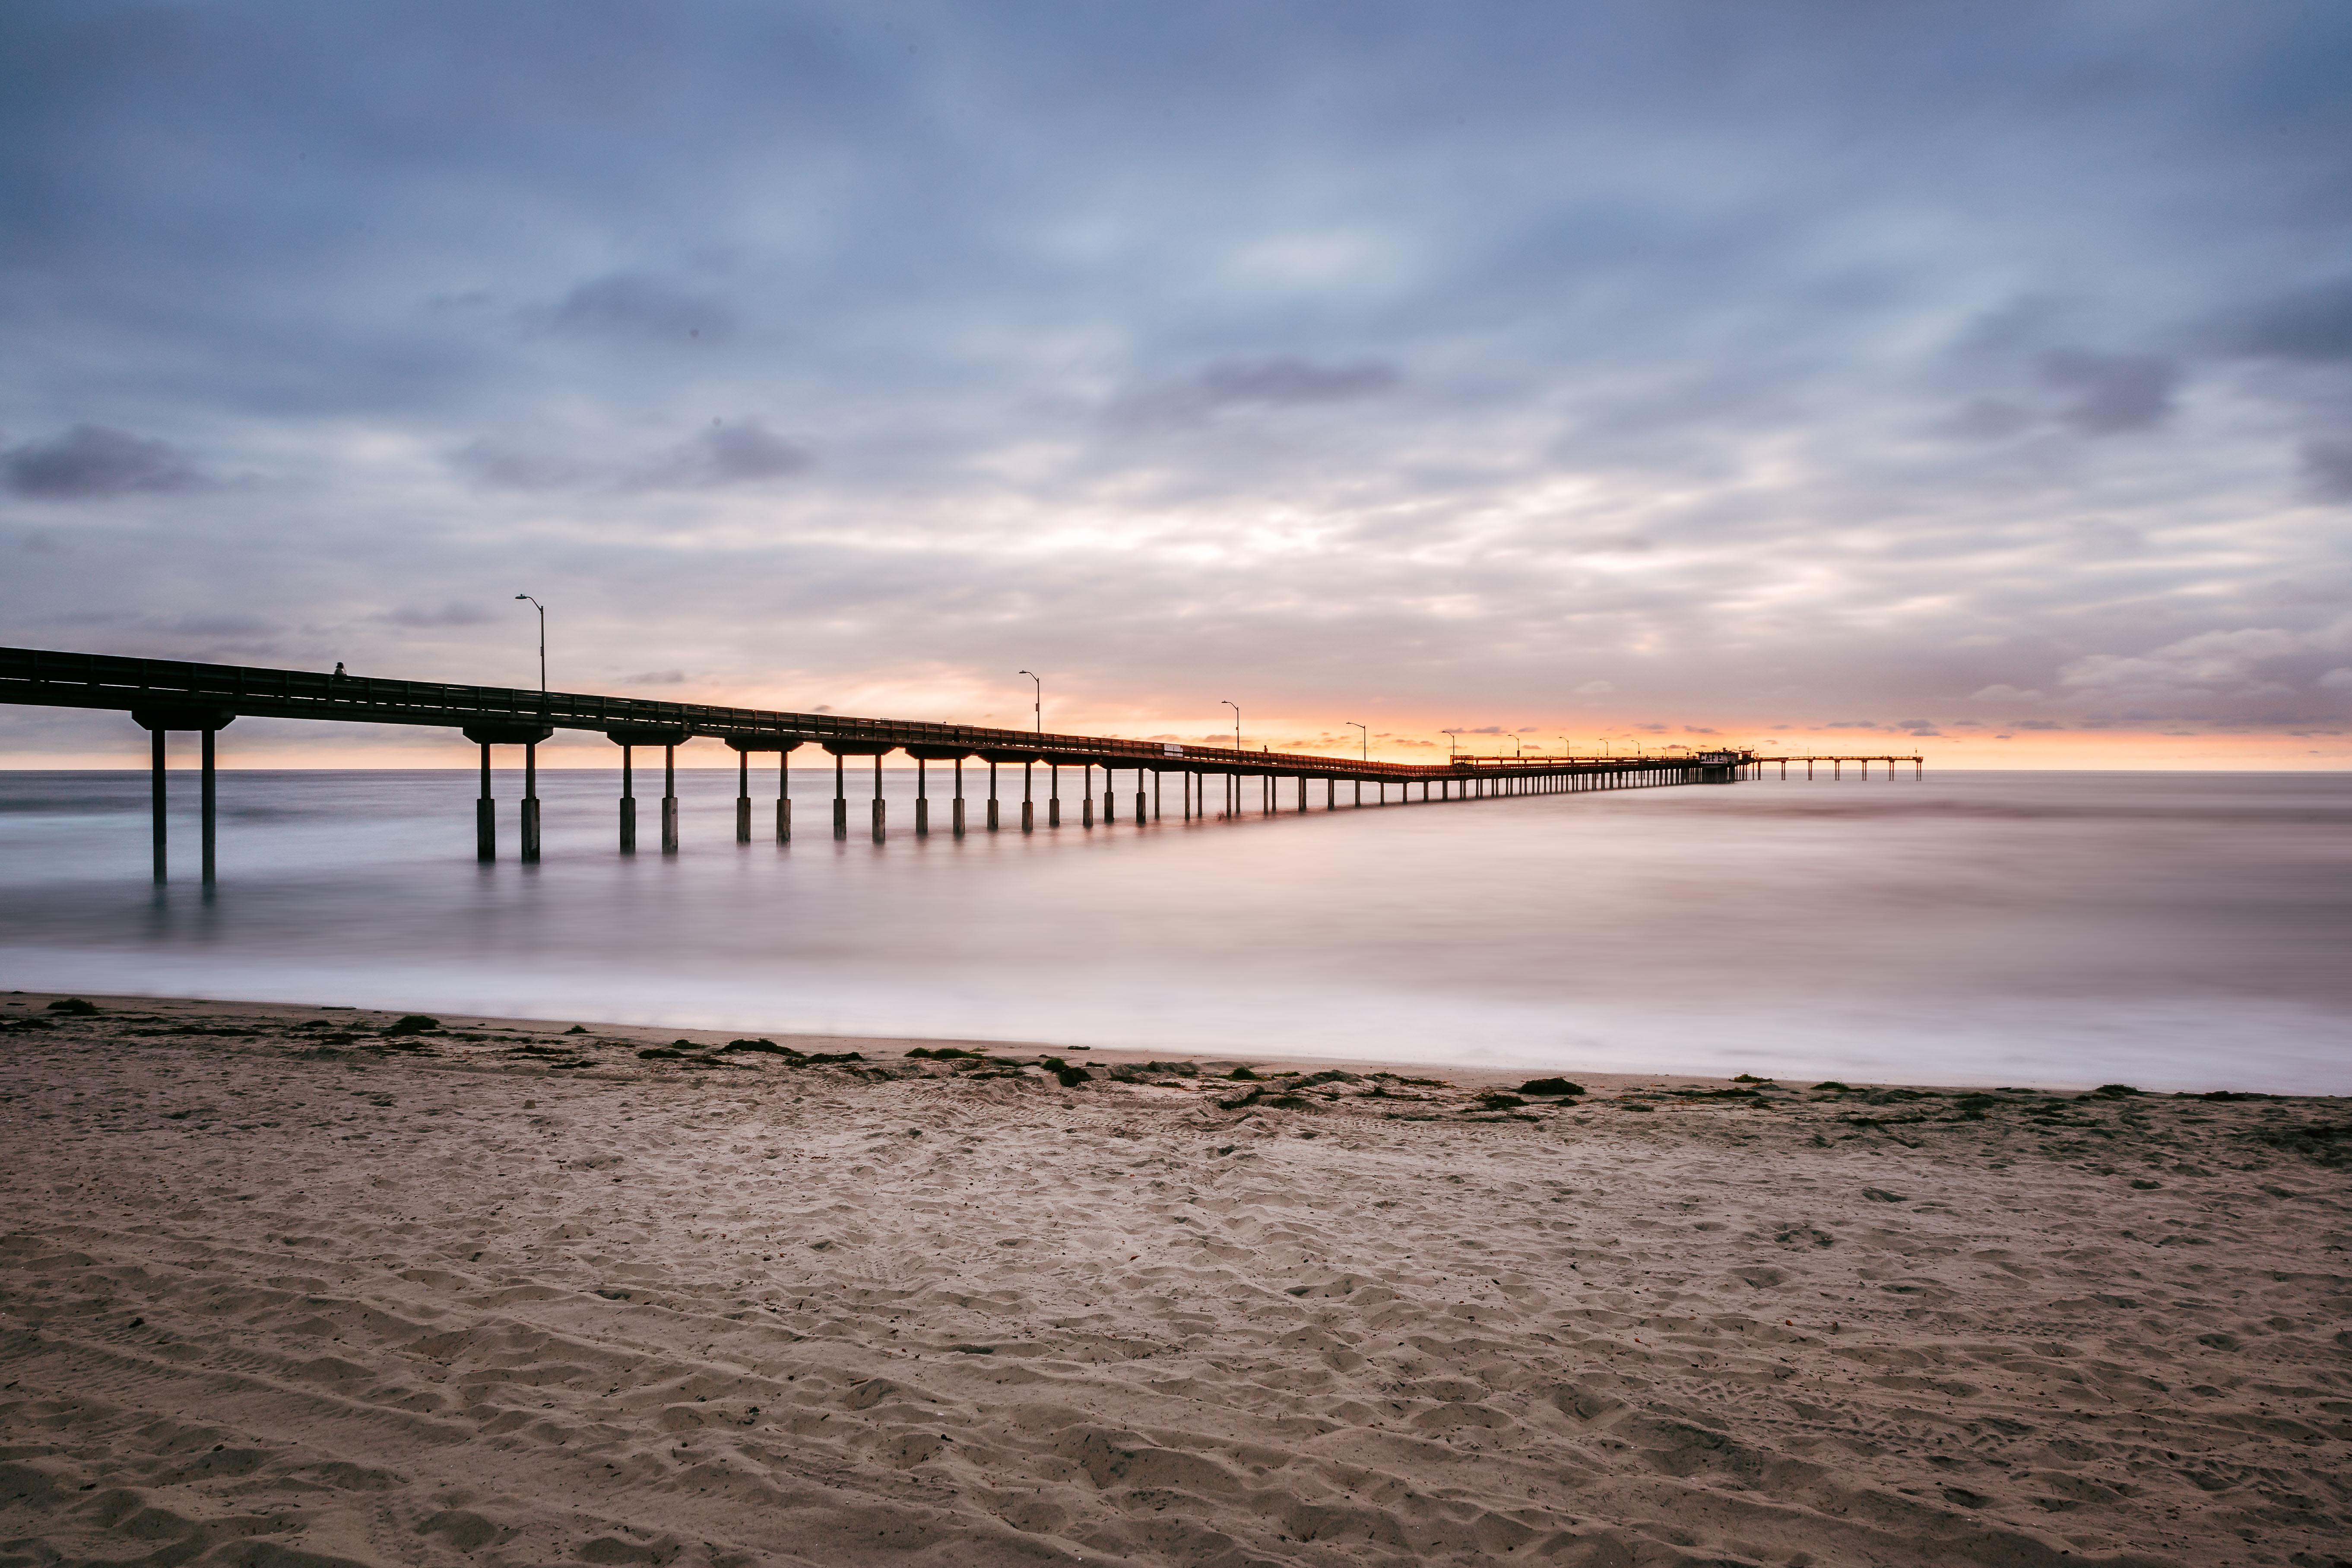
[2,991,2347,1567]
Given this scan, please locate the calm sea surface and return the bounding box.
[2,767,2346,1093]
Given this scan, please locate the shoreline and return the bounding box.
[0,988,2278,1098]
[3,988,2347,1565]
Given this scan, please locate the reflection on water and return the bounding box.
[2,768,2346,1092]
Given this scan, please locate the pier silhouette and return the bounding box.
[1,646,1920,881]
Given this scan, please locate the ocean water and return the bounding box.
[1,767,2345,1093]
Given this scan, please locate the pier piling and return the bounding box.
[477,743,494,862]
[662,744,678,853]
[521,742,540,862]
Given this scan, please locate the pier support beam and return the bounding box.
[132,709,236,885]
[916,759,929,836]
[1049,763,1060,827]
[1082,765,1094,827]
[662,745,678,853]
[835,753,849,838]
[619,746,636,852]
[873,754,887,842]
[478,743,494,861]
[954,759,966,836]
[152,728,168,881]
[988,761,1000,831]
[200,729,216,885]
[1022,762,1034,834]
[521,743,541,862]
[736,749,751,843]
[464,720,553,863]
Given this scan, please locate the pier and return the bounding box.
[1,646,1920,880]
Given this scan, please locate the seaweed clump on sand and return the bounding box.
[2248,1120,2352,1168]
[1518,1077,1585,1097]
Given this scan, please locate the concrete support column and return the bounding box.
[777,752,791,843]
[953,759,967,837]
[1153,771,1161,821]
[987,762,1000,831]
[619,746,636,853]
[833,752,849,839]
[1082,764,1094,827]
[521,742,542,863]
[916,759,930,837]
[661,745,679,853]
[1048,763,1060,827]
[200,729,219,888]
[152,727,169,882]
[736,750,751,842]
[1135,778,1147,825]
[872,754,887,842]
[1021,762,1034,834]
[476,742,494,862]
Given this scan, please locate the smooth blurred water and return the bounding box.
[2,767,2346,1093]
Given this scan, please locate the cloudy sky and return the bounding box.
[4,0,2350,767]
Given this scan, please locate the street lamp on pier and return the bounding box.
[1221,700,1240,751]
[513,595,545,695]
[1345,720,1366,760]
[1018,670,1041,732]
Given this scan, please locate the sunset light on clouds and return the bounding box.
[4,1,2350,768]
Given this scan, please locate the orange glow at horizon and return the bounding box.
[5,710,2345,772]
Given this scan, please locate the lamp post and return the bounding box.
[1346,720,1366,760]
[1442,729,1461,760]
[514,595,545,694]
[1018,669,1040,732]
[1221,700,1240,751]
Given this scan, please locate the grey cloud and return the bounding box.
[622,669,688,685]
[2037,350,2178,434]
[1113,357,1398,428]
[1937,398,2032,441]
[623,421,811,491]
[451,440,596,492]
[385,602,493,627]
[5,425,203,498]
[2228,279,2352,363]
[2302,440,2352,502]
[535,273,736,344]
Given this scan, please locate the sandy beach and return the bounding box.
[1,991,2346,1568]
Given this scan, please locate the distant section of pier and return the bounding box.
[0,645,1920,882]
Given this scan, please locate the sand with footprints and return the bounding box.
[2,991,2348,1567]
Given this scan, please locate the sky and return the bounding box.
[3,0,2350,769]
